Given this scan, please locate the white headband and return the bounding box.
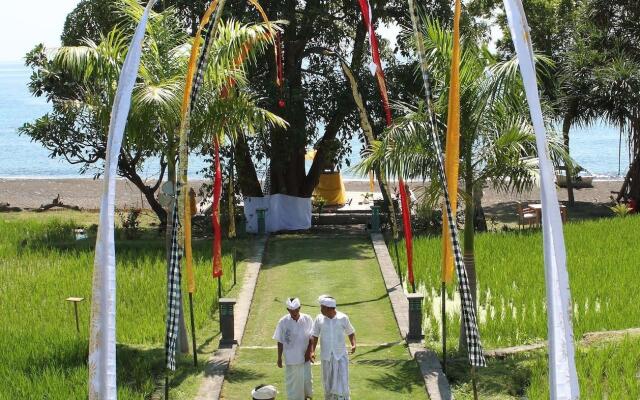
[318,295,336,308]
[286,297,300,310]
[252,384,277,399]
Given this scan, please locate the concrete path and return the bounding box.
[220,232,426,400]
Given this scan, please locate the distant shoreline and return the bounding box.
[0,177,624,211]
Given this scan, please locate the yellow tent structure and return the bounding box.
[314,171,347,206]
[306,149,347,206]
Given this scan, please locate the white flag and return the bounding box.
[89,1,156,398]
[502,0,579,398]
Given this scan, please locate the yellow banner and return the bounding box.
[178,0,221,294]
[442,0,462,284]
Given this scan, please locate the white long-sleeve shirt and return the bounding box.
[311,311,355,361]
[273,313,313,365]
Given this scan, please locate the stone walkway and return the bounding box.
[219,232,426,399]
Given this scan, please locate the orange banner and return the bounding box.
[442,0,462,284]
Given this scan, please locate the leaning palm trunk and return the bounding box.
[339,59,399,238]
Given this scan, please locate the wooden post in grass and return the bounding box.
[165,374,169,399]
[65,297,84,334]
[218,276,222,299]
[471,366,479,400]
[441,282,447,373]
[188,293,198,367]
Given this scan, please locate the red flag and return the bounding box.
[357,0,413,285]
[212,137,223,278]
[357,0,392,125]
[399,180,414,285]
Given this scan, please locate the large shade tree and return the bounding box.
[224,0,455,198]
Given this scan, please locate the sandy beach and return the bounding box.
[0,177,623,212]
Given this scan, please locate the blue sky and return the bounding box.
[0,0,81,62]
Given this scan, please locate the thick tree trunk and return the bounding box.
[234,134,263,197]
[626,119,640,201]
[562,113,575,206]
[122,170,167,225]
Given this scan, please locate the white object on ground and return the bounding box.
[244,194,311,233]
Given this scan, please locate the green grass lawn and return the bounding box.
[220,233,426,399]
[0,212,250,399]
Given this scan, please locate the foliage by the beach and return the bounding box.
[609,203,632,218]
[392,215,640,350]
[21,0,284,225]
[0,215,246,398]
[62,0,211,46]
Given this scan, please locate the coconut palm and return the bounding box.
[25,0,285,224]
[359,19,569,347]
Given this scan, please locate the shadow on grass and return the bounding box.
[273,293,389,310]
[363,359,424,393]
[262,234,373,266]
[351,342,401,360]
[116,344,166,393]
[445,354,536,397]
[224,366,266,383]
[24,338,89,377]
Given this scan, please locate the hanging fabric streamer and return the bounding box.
[168,0,227,373]
[208,0,278,278]
[442,0,462,285]
[357,0,392,125]
[356,0,414,288]
[175,0,224,298]
[502,0,579,397]
[89,1,157,397]
[406,0,485,367]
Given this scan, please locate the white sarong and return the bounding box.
[286,361,313,399]
[321,355,349,400]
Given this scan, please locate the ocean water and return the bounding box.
[0,62,630,180]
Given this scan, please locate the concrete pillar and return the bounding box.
[219,298,237,346]
[407,293,424,340]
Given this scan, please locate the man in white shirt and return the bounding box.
[273,297,314,399]
[310,295,356,400]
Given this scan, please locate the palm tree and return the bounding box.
[26,0,284,224]
[359,19,569,349]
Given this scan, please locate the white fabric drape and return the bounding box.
[502,1,579,398]
[89,1,156,398]
[244,195,312,233]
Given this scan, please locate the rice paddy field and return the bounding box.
[394,215,640,348]
[0,213,248,399]
[392,215,640,398]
